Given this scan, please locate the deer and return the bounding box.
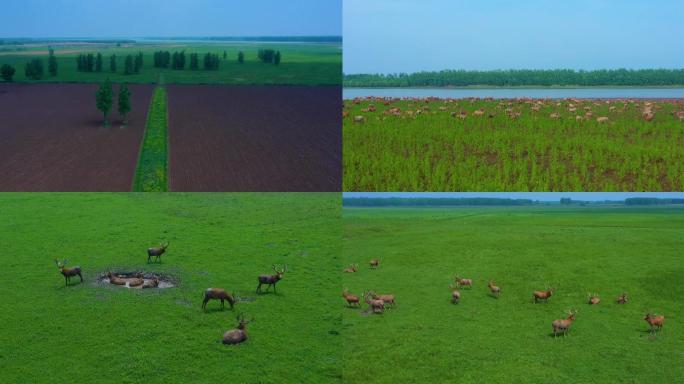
[533,288,554,303]
[454,276,472,289]
[256,265,287,294]
[147,242,169,263]
[364,291,385,314]
[616,292,628,304]
[222,313,251,345]
[644,313,664,334]
[202,288,236,310]
[342,289,360,307]
[488,281,501,297]
[54,259,83,286]
[343,264,358,273]
[369,259,380,268]
[142,277,159,289]
[552,310,577,337]
[106,272,143,287]
[369,291,395,308]
[596,116,609,123]
[588,293,600,305]
[449,285,460,304]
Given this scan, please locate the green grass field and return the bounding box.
[343,99,684,191]
[342,205,684,383]
[133,87,168,192]
[0,42,341,85]
[0,193,341,383]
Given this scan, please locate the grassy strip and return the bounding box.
[133,86,168,192]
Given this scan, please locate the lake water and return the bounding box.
[343,87,684,99]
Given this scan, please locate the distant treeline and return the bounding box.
[145,36,342,43]
[0,39,135,45]
[343,198,534,207]
[625,198,684,205]
[344,69,684,87]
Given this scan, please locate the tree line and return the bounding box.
[257,49,281,65]
[77,52,143,75]
[95,79,132,126]
[624,198,684,205]
[344,69,684,87]
[343,198,535,207]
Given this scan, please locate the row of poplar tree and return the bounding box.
[76,52,143,75]
[95,80,132,126]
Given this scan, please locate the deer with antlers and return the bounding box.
[454,276,473,289]
[364,291,385,314]
[533,288,554,303]
[616,292,628,304]
[644,313,665,334]
[552,310,577,337]
[343,264,358,273]
[588,293,600,305]
[369,291,395,308]
[54,260,83,286]
[222,313,251,345]
[256,265,287,294]
[342,289,360,307]
[488,281,501,297]
[203,288,237,310]
[147,242,169,263]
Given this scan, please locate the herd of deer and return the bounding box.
[342,261,666,336]
[54,243,290,345]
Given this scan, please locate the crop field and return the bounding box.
[0,83,153,191]
[341,205,684,383]
[167,85,341,191]
[343,98,684,191]
[133,87,169,192]
[0,42,341,85]
[0,193,341,383]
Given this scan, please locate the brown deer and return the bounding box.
[342,289,360,307]
[364,291,385,314]
[533,288,554,303]
[488,281,501,297]
[54,259,83,286]
[343,264,358,273]
[588,293,600,305]
[222,313,251,345]
[202,288,236,310]
[644,313,665,334]
[369,259,380,268]
[616,292,628,304]
[256,265,287,294]
[106,272,143,287]
[370,291,395,308]
[552,310,577,337]
[147,242,169,263]
[450,285,460,304]
[454,276,472,289]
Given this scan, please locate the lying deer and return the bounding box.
[107,272,143,287]
[256,265,287,294]
[616,293,628,304]
[644,313,664,334]
[488,281,501,297]
[147,242,169,263]
[342,289,360,307]
[552,310,577,337]
[533,288,554,303]
[455,276,472,289]
[364,291,385,314]
[588,293,600,305]
[142,277,159,289]
[202,288,236,310]
[370,291,395,308]
[222,313,251,345]
[55,259,83,286]
[343,264,358,273]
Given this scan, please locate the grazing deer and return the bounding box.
[533,288,554,303]
[147,242,169,263]
[370,291,395,308]
[552,310,577,337]
[343,264,358,273]
[54,259,83,286]
[616,292,628,304]
[364,291,385,314]
[588,293,600,305]
[369,259,380,268]
[222,313,251,345]
[644,313,664,334]
[488,281,501,297]
[202,288,236,310]
[454,276,472,289]
[256,265,287,294]
[342,289,360,307]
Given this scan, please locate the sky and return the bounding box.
[0,0,341,38]
[344,0,684,74]
[343,193,684,202]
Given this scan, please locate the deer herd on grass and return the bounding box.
[342,260,666,337]
[53,243,289,345]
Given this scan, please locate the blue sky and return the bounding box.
[344,0,684,74]
[344,193,684,202]
[0,0,341,37]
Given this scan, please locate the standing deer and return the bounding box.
[256,265,287,294]
[616,292,628,304]
[488,281,501,297]
[370,291,395,308]
[342,289,360,307]
[54,259,83,286]
[147,242,169,263]
[644,313,665,334]
[202,288,237,310]
[343,264,358,273]
[588,293,600,305]
[364,291,385,314]
[369,259,380,268]
[222,313,251,345]
[449,285,461,303]
[454,276,473,289]
[533,288,554,303]
[552,310,577,337]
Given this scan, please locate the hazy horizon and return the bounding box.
[344,193,684,202]
[344,0,684,74]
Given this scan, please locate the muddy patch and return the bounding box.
[98,271,176,289]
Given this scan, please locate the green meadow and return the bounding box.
[342,205,684,383]
[0,42,341,85]
[0,193,341,384]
